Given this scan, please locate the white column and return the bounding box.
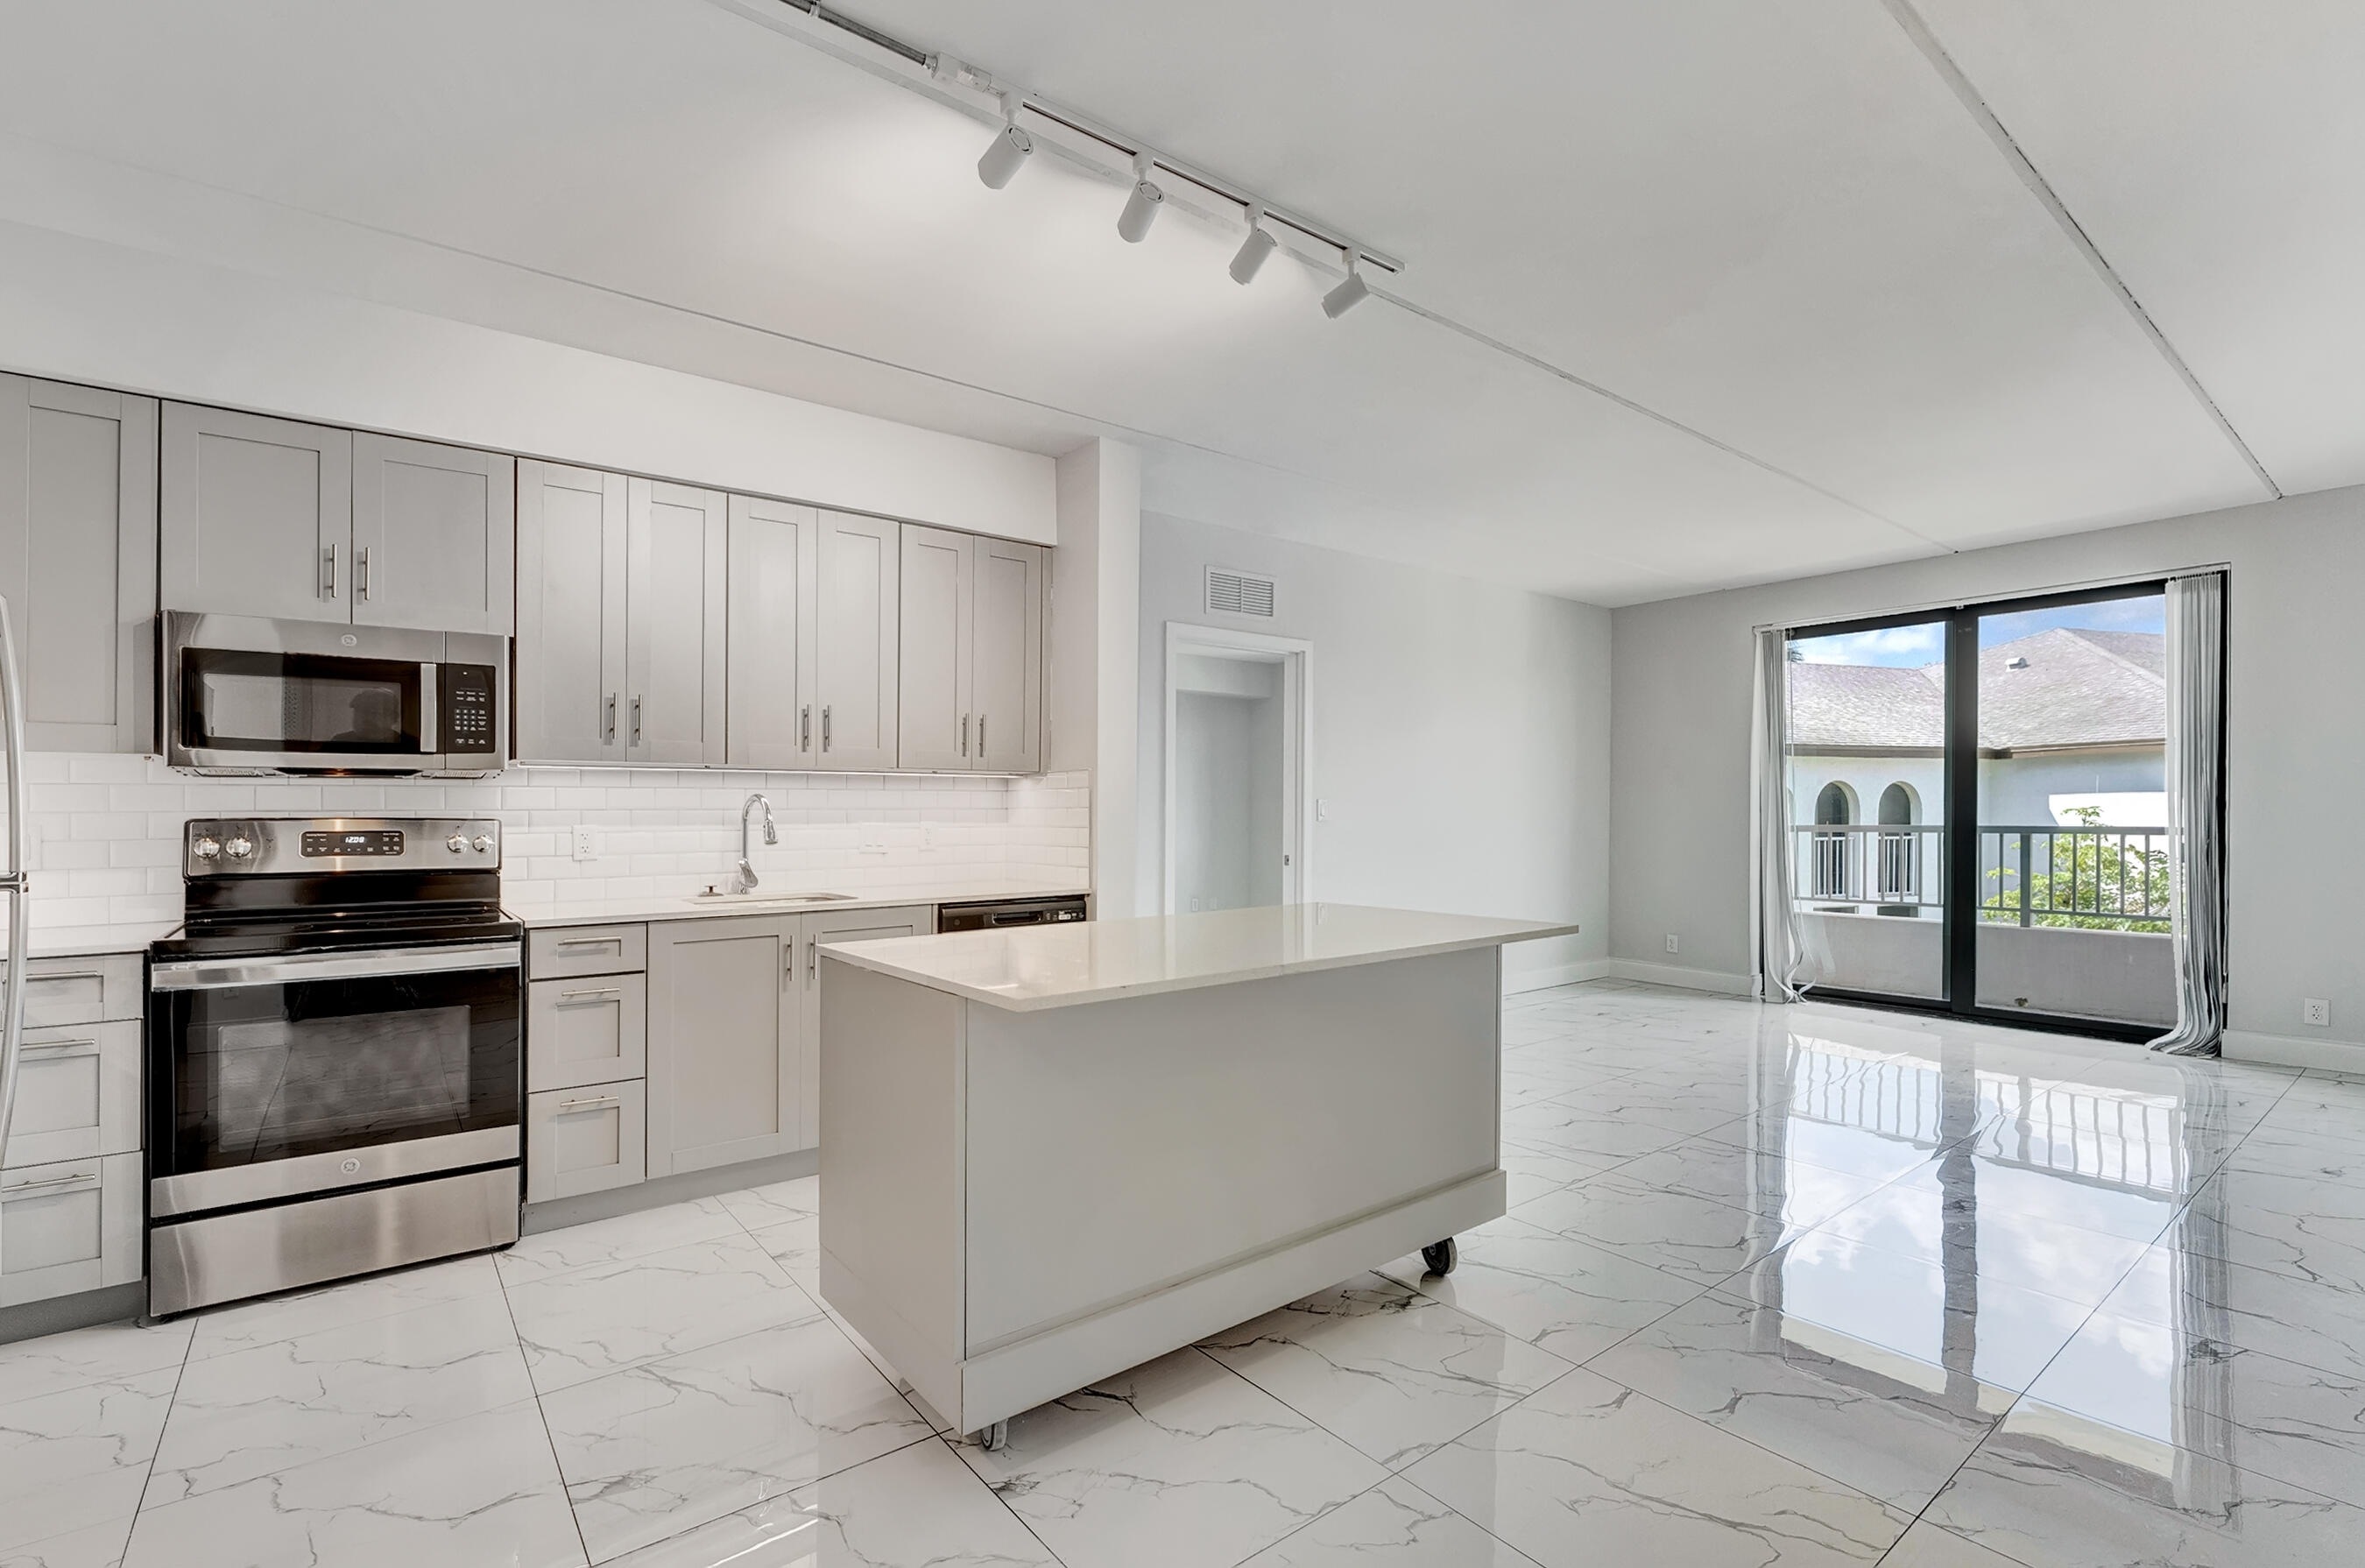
[1049,439,1141,915]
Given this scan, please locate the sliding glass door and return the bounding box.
[1784,582,2175,1037]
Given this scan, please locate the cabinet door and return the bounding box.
[161,403,353,623]
[971,537,1044,773]
[811,512,900,771]
[798,904,934,1150]
[626,478,727,766]
[646,915,801,1176]
[725,496,820,769]
[0,378,158,752]
[0,1151,140,1307]
[897,526,972,771]
[515,462,627,764]
[526,1083,647,1202]
[352,434,516,635]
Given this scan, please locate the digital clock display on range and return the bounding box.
[300,830,405,857]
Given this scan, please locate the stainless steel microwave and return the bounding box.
[164,612,508,777]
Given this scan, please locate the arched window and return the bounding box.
[1811,782,1854,897]
[1876,782,1921,910]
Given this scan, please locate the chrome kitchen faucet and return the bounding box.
[734,794,778,893]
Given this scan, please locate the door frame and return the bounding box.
[1161,622,1312,915]
[1785,578,2188,1043]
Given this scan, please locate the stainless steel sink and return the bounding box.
[683,889,858,907]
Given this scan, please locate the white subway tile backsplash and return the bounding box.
[7,756,1091,929]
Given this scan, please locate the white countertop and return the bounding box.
[2,920,180,958]
[820,902,1580,1012]
[504,879,1091,930]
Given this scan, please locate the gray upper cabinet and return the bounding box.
[646,914,802,1176]
[812,512,900,771]
[625,478,726,766]
[161,403,352,624]
[516,461,628,765]
[972,537,1045,773]
[351,434,515,635]
[897,525,971,771]
[0,377,158,752]
[725,495,820,769]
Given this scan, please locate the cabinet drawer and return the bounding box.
[528,975,647,1092]
[1,953,144,1028]
[526,1081,646,1202]
[0,1150,141,1307]
[1,1020,141,1169]
[528,924,646,979]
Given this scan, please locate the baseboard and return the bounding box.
[2223,1029,2365,1075]
[1603,959,1755,997]
[1504,957,1613,995]
[521,1147,817,1235]
[0,1282,145,1346]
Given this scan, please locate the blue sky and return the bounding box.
[1792,593,2164,668]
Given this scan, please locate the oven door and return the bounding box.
[148,942,520,1217]
[173,645,434,773]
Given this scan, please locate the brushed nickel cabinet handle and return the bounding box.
[978,715,987,760]
[960,713,969,757]
[801,704,811,752]
[604,694,617,743]
[552,936,623,951]
[630,696,642,746]
[357,545,372,601]
[21,1036,99,1056]
[321,542,339,599]
[2,1169,100,1196]
[553,1095,620,1114]
[822,705,832,752]
[557,986,622,1003]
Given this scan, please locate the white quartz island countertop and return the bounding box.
[821,901,1579,1011]
[502,879,1089,929]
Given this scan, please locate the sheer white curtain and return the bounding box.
[2151,572,2227,1056]
[1749,627,1817,1001]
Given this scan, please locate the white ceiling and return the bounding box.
[0,0,2347,604]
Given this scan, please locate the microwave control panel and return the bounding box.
[441,663,498,754]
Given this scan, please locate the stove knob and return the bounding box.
[191,836,222,861]
[471,834,494,853]
[447,833,468,854]
[223,836,254,860]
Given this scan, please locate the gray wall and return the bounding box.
[1140,512,1612,988]
[1610,481,2365,1051]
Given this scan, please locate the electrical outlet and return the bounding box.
[1317,798,1331,823]
[1190,896,1203,912]
[1665,934,1680,956]
[2305,998,2332,1028]
[921,823,937,850]
[570,825,597,863]
[858,837,887,856]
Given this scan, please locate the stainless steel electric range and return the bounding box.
[145,817,522,1317]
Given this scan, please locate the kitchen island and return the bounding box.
[815,901,1578,1446]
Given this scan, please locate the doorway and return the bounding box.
[1784,581,2186,1038]
[1162,624,1310,915]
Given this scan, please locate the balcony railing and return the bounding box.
[1790,823,2171,930]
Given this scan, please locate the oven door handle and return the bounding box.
[149,941,522,992]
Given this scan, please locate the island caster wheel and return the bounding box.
[1422,1238,1458,1276]
[975,1418,1010,1452]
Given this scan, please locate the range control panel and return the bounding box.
[300,829,405,858]
[441,663,498,754]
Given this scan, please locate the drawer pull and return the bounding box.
[2,1169,101,1197]
[20,1037,99,1056]
[557,987,623,1003]
[554,1095,621,1114]
[25,970,104,985]
[552,937,623,951]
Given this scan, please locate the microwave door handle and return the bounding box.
[0,595,28,1173]
[419,663,438,756]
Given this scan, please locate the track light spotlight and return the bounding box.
[1118,154,1162,243]
[978,122,1032,188]
[1322,255,1372,318]
[1229,204,1277,284]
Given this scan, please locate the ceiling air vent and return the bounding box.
[1205,567,1276,618]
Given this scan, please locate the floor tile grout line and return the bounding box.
[112,1314,201,1556]
[939,1429,1083,1568]
[490,1263,597,1568]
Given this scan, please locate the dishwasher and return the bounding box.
[936,893,1089,932]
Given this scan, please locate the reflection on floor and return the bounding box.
[8,979,2365,1565]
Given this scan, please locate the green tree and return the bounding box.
[1985,805,2171,932]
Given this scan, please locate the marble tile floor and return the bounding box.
[9,979,2365,1565]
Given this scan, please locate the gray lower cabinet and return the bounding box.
[526,1083,647,1202]
[646,915,801,1176]
[0,1151,143,1308]
[795,905,933,1148]
[0,377,159,752]
[0,1021,140,1171]
[161,402,354,625]
[527,974,647,1092]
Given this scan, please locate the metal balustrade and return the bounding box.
[1788,823,2171,930]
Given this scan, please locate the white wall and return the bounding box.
[1138,513,1611,989]
[0,216,1055,543]
[1609,481,2365,1059]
